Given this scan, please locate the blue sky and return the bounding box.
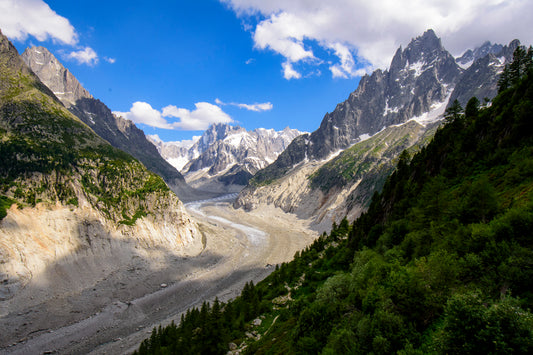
[2,0,532,142]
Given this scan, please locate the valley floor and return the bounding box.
[0,197,317,355]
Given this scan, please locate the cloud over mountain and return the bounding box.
[222,0,533,79]
[114,102,234,131]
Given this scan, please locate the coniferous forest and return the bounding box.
[135,47,533,355]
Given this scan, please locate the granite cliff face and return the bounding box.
[20,46,92,106]
[21,47,191,197]
[0,31,202,302]
[236,30,517,230]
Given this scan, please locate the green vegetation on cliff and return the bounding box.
[0,32,173,222]
[135,47,533,355]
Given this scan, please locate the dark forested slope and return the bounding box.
[135,47,533,355]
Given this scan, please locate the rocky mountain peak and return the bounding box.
[21,46,92,107]
[389,29,458,85]
[152,124,304,190]
[456,41,504,69]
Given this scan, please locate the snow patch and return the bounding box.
[408,92,452,126]
[457,60,474,69]
[224,132,248,148]
[358,133,372,142]
[409,60,425,77]
[83,110,96,125]
[383,100,400,116]
[167,157,190,172]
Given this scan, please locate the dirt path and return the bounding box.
[0,197,317,354]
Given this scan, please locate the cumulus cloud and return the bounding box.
[66,47,99,66]
[215,98,273,112]
[0,0,107,66]
[114,102,174,129]
[282,61,301,80]
[162,102,233,130]
[114,102,234,131]
[0,0,77,45]
[221,0,533,78]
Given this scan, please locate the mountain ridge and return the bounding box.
[21,46,193,198]
[150,123,303,191]
[0,29,202,319]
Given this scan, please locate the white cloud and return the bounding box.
[0,0,77,45]
[162,102,233,130]
[66,47,99,66]
[282,61,301,80]
[0,0,110,66]
[114,102,174,129]
[114,101,234,131]
[253,12,315,63]
[221,0,533,78]
[216,98,273,112]
[104,57,116,64]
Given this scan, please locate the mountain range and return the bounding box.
[134,36,533,355]
[149,123,303,192]
[235,30,518,231]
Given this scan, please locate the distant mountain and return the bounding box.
[449,40,519,106]
[149,123,303,191]
[235,30,517,230]
[21,47,191,198]
[456,41,504,69]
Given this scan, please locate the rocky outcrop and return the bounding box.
[21,46,92,107]
[250,30,461,186]
[449,40,518,106]
[456,41,504,69]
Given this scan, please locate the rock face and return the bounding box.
[456,41,504,69]
[21,46,191,197]
[449,40,519,106]
[236,30,518,230]
[251,30,461,186]
[149,123,303,191]
[0,30,202,301]
[20,46,92,106]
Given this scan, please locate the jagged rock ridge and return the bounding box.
[149,123,303,190]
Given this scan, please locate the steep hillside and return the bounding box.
[21,46,191,197]
[235,31,517,230]
[0,30,202,313]
[135,47,533,355]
